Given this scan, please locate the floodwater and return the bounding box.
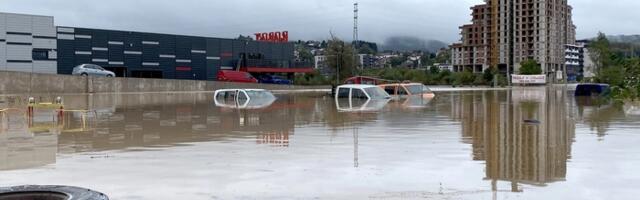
[0,88,639,200]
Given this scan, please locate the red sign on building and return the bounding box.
[176,66,192,71]
[254,31,288,43]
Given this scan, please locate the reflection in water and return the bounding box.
[2,89,637,199]
[451,87,576,193]
[575,97,627,138]
[0,93,303,170]
[0,108,58,171]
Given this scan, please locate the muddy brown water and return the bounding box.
[0,88,639,199]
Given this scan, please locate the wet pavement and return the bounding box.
[0,88,639,199]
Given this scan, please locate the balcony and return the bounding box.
[565,61,580,66]
[565,55,580,59]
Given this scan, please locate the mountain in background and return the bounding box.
[606,35,640,44]
[381,36,447,52]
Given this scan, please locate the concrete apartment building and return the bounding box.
[451,0,576,81]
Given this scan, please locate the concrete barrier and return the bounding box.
[0,71,330,95]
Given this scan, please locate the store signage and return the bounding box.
[254,31,288,43]
[511,75,546,84]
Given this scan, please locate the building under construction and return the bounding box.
[451,0,576,79]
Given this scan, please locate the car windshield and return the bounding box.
[406,85,426,94]
[364,87,390,99]
[245,90,275,99]
[422,85,432,93]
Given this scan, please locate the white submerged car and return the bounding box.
[335,84,391,112]
[214,89,276,109]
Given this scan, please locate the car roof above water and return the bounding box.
[379,83,423,87]
[215,89,268,93]
[337,84,380,89]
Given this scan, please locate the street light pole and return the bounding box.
[336,54,340,86]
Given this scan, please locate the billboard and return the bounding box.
[511,75,546,84]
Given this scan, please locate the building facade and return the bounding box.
[564,44,583,82]
[451,0,576,81]
[0,12,57,74]
[57,27,308,80]
[1,12,312,80]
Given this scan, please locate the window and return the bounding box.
[398,87,409,96]
[237,91,249,100]
[364,87,389,99]
[405,85,424,95]
[337,88,350,98]
[32,49,49,60]
[384,86,396,95]
[352,89,368,99]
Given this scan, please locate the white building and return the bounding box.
[314,55,327,70]
[565,44,583,82]
[0,12,57,74]
[576,40,596,78]
[435,63,453,72]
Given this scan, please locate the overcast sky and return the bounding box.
[2,0,639,43]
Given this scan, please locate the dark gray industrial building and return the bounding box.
[56,27,312,80]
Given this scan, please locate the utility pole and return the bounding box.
[353,2,359,70]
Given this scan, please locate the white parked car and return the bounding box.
[335,84,391,100]
[72,64,116,77]
[335,84,391,112]
[214,89,276,109]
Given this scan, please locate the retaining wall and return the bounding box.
[0,71,330,94]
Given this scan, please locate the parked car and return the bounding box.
[335,85,390,112]
[379,83,435,98]
[72,64,115,77]
[575,83,610,97]
[335,84,391,100]
[217,70,258,83]
[258,75,292,85]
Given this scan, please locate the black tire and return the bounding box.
[81,73,89,77]
[0,185,109,200]
[106,75,113,77]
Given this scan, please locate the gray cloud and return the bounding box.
[2,0,639,43]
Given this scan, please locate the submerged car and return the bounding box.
[575,83,610,97]
[214,89,276,109]
[336,97,391,112]
[334,84,391,112]
[72,64,115,77]
[335,84,391,100]
[379,83,435,98]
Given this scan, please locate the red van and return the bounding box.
[217,70,258,83]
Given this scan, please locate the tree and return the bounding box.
[519,59,542,75]
[483,67,496,86]
[326,36,357,84]
[428,65,441,74]
[590,32,613,76]
[237,35,254,41]
[435,50,451,64]
[390,55,407,67]
[295,44,313,62]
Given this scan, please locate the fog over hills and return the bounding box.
[606,35,640,44]
[380,36,447,53]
